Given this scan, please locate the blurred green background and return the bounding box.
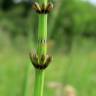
[0,0,96,96]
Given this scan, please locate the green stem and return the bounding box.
[34,0,48,96]
[37,14,47,56]
[23,63,30,96]
[34,70,45,96]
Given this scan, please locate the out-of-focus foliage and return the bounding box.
[49,0,96,52]
[0,0,96,52]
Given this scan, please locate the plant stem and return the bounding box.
[23,63,30,96]
[34,0,48,96]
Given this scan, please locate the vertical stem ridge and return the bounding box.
[34,70,44,96]
[37,14,47,56]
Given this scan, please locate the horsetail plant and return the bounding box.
[30,0,53,96]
